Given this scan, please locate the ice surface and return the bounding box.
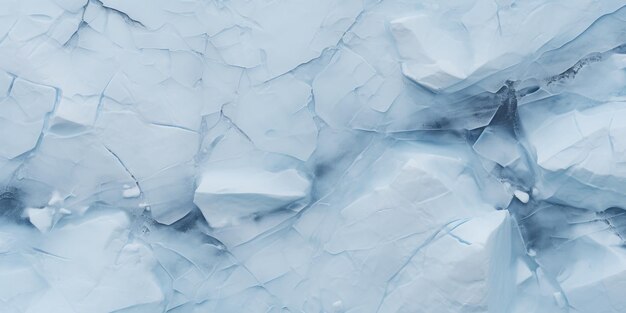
[1,0,626,312]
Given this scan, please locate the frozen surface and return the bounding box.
[1,0,626,312]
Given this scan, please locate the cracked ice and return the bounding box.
[1,0,626,312]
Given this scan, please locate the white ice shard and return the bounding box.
[513,190,530,204]
[194,167,310,228]
[24,207,55,232]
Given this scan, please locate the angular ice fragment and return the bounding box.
[390,14,474,92]
[379,211,519,313]
[513,190,530,204]
[25,207,55,232]
[49,96,98,134]
[194,167,310,228]
[521,100,626,210]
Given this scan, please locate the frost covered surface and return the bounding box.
[1,0,626,312]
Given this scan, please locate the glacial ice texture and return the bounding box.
[1,0,626,312]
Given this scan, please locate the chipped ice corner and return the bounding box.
[1,0,626,312]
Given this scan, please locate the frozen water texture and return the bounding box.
[1,0,626,312]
